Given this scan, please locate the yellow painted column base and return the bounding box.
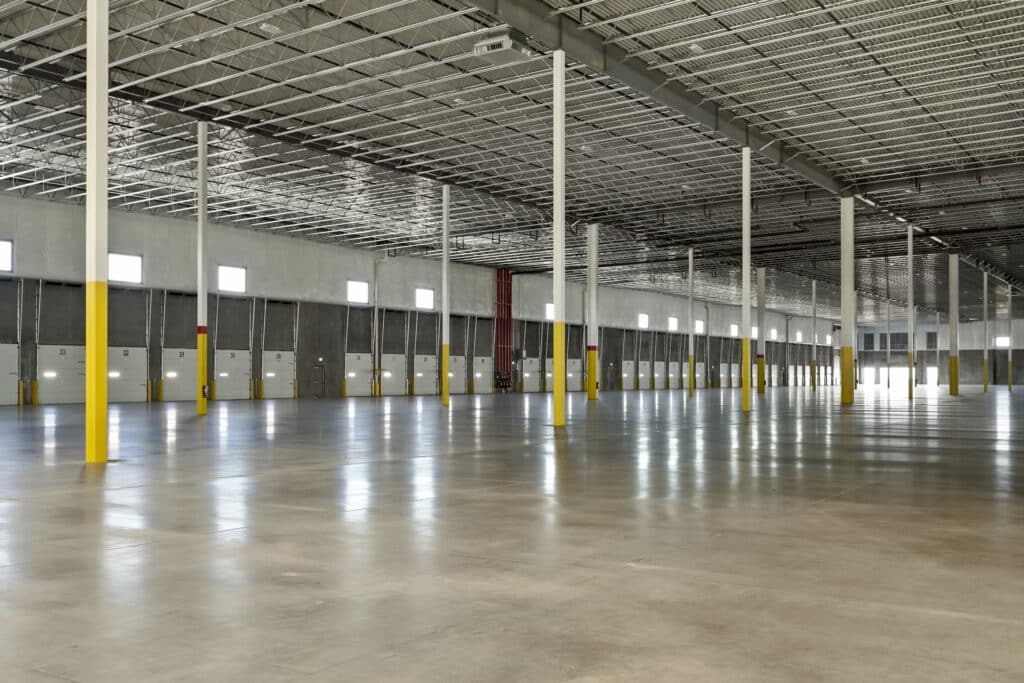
[741,338,751,412]
[17,379,24,407]
[156,379,164,402]
[586,347,598,400]
[341,378,347,398]
[85,281,108,464]
[31,379,39,406]
[688,355,695,396]
[257,378,264,400]
[756,355,765,394]
[811,360,817,391]
[441,343,450,406]
[841,346,854,405]
[197,329,208,416]
[948,356,959,396]
[553,322,566,426]
[983,358,989,393]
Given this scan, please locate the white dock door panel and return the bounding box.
[161,348,197,402]
[37,345,85,404]
[638,360,651,389]
[413,355,438,395]
[567,358,582,391]
[380,353,407,396]
[345,353,373,396]
[521,358,540,393]
[695,361,705,388]
[214,349,251,400]
[262,350,295,399]
[621,360,636,391]
[473,356,493,394]
[544,357,554,393]
[0,344,18,405]
[653,361,666,389]
[669,361,681,389]
[107,346,148,403]
[449,355,467,395]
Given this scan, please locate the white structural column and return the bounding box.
[196,121,209,417]
[907,223,915,400]
[441,184,451,407]
[586,223,598,400]
[688,247,696,396]
[840,195,855,405]
[1009,286,1014,393]
[983,273,989,392]
[948,254,959,396]
[811,279,818,391]
[552,48,567,427]
[756,267,766,393]
[741,146,752,412]
[886,301,892,388]
[85,0,109,464]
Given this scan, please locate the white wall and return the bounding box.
[0,194,494,314]
[1,194,838,333]
[512,272,835,340]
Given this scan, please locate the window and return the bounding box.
[545,302,554,321]
[926,331,937,350]
[415,287,434,310]
[770,328,778,341]
[996,336,1010,348]
[729,323,739,337]
[347,280,369,304]
[108,253,142,284]
[825,334,833,346]
[218,265,246,293]
[638,313,649,329]
[863,333,875,351]
[0,239,11,272]
[889,332,908,351]
[751,326,758,339]
[795,330,803,343]
[695,319,705,334]
[668,316,679,332]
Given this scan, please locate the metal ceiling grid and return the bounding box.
[0,0,1021,324]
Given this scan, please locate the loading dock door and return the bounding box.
[449,355,467,394]
[107,346,148,403]
[262,350,295,399]
[695,361,706,388]
[521,357,541,392]
[161,348,197,402]
[567,358,583,391]
[473,357,494,394]
[214,349,252,400]
[621,360,636,390]
[37,345,85,404]
[638,360,651,389]
[0,344,18,405]
[380,353,408,396]
[414,355,439,395]
[653,361,666,389]
[345,353,373,396]
[669,361,680,389]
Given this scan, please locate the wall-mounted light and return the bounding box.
[265,372,276,378]
[165,371,178,379]
[43,370,57,379]
[218,372,229,378]
[108,371,121,379]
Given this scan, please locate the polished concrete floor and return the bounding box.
[1,386,1022,682]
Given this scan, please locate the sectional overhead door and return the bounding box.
[412,311,438,396]
[107,347,148,403]
[261,351,295,399]
[213,296,253,400]
[36,345,84,404]
[0,344,18,405]
[520,321,541,393]
[161,348,197,402]
[345,306,374,397]
[471,318,494,394]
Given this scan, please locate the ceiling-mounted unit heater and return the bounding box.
[473,30,536,65]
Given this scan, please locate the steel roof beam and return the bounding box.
[463,0,842,195]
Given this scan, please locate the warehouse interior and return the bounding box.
[1,0,1022,680]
